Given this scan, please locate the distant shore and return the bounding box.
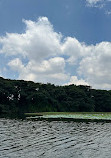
[25,112,111,122]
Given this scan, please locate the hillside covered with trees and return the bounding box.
[0,77,111,118]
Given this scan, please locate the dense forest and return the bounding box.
[0,77,111,118]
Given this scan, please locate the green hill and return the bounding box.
[0,77,111,118]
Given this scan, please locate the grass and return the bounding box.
[25,112,111,121]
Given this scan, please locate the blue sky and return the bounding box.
[0,0,111,89]
[1,0,111,44]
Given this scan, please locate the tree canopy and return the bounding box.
[0,77,111,118]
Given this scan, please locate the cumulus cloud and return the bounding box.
[66,76,89,86]
[8,57,68,84]
[1,17,111,89]
[0,17,83,85]
[78,42,111,89]
[62,37,87,64]
[0,17,62,61]
[8,58,24,72]
[0,17,68,84]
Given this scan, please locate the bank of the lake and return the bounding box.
[25,112,111,122]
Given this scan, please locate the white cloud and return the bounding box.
[0,17,62,61]
[78,42,111,89]
[67,76,89,86]
[86,0,106,9]
[0,17,84,85]
[0,17,69,84]
[1,17,111,89]
[86,0,111,11]
[62,37,85,64]
[86,0,102,5]
[8,57,68,84]
[8,58,24,72]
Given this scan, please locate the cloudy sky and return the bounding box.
[0,0,111,89]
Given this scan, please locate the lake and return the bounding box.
[0,119,111,158]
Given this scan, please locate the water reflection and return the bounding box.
[0,119,111,158]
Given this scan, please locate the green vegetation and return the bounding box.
[24,112,111,122]
[1,77,111,119]
[25,112,111,121]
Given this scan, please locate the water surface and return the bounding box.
[0,119,111,158]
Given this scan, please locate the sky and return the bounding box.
[0,0,111,89]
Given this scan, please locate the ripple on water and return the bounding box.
[0,119,111,158]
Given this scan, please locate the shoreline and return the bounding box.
[26,117,111,123]
[25,112,111,122]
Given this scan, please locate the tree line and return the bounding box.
[0,77,111,118]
